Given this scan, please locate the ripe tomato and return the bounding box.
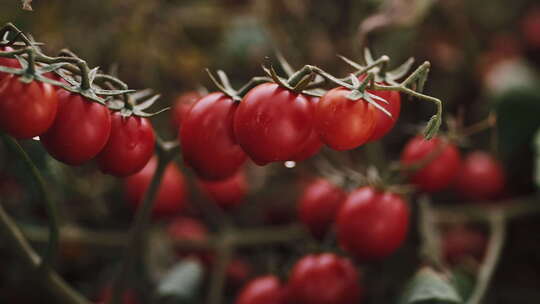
[0,47,20,80]
[367,90,400,141]
[521,7,540,49]
[97,112,155,177]
[171,91,203,132]
[298,178,346,238]
[337,187,409,261]
[199,170,247,209]
[226,258,252,288]
[291,97,323,161]
[443,225,487,265]
[236,275,286,304]
[41,91,111,165]
[0,75,58,139]
[124,157,187,218]
[314,87,376,150]
[180,92,246,180]
[287,253,361,304]
[454,151,505,201]
[400,136,461,193]
[234,83,313,165]
[167,216,210,260]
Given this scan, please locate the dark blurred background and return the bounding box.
[1,0,540,303]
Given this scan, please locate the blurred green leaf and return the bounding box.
[156,259,204,304]
[533,128,540,189]
[399,267,462,304]
[451,268,476,302]
[495,87,540,161]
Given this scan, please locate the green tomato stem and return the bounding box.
[1,134,60,270]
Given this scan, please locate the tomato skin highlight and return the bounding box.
[298,178,346,238]
[199,170,247,209]
[337,187,409,261]
[0,75,58,139]
[180,92,247,180]
[41,91,111,165]
[454,151,506,201]
[236,275,286,304]
[124,157,187,218]
[234,83,314,165]
[172,91,203,132]
[314,87,376,150]
[400,136,462,193]
[287,253,361,304]
[97,112,155,177]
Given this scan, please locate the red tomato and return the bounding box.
[236,275,286,304]
[290,97,323,161]
[180,92,246,180]
[0,75,58,139]
[199,170,247,209]
[400,136,461,193]
[314,87,376,150]
[0,47,20,80]
[124,157,187,218]
[171,91,203,132]
[443,225,487,265]
[298,178,346,238]
[287,253,361,304]
[227,258,252,287]
[454,151,505,201]
[167,216,209,260]
[97,112,155,177]
[41,91,111,165]
[521,7,540,49]
[97,287,139,304]
[234,83,314,165]
[367,90,401,141]
[337,187,409,261]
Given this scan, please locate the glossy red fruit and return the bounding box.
[400,136,461,193]
[227,258,252,287]
[290,97,323,161]
[124,157,187,218]
[298,178,346,238]
[199,170,247,209]
[234,83,314,165]
[180,92,246,180]
[0,75,58,139]
[0,47,20,80]
[367,90,401,141]
[172,91,203,131]
[97,113,155,177]
[314,87,376,150]
[443,226,487,265]
[287,253,361,304]
[337,187,409,261]
[454,151,505,201]
[521,7,540,49]
[41,91,111,165]
[236,275,286,304]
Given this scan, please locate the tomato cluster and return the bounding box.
[0,65,156,178]
[236,253,361,304]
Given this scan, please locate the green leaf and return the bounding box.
[533,128,540,189]
[399,267,462,304]
[423,115,441,140]
[156,259,204,303]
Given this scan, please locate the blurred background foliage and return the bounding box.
[1,0,540,303]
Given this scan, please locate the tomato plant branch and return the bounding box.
[1,134,60,269]
[466,211,506,304]
[418,196,443,268]
[206,233,234,304]
[0,202,90,304]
